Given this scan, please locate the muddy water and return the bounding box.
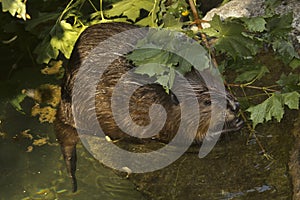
[0,97,296,199]
[85,111,295,200]
[126,115,295,199]
[0,103,144,200]
[0,45,296,200]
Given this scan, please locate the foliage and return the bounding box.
[247,92,300,128]
[234,65,270,83]
[0,0,27,20]
[277,73,300,93]
[200,12,299,128]
[105,0,155,23]
[33,20,85,64]
[0,0,299,129]
[127,29,210,93]
[202,15,261,58]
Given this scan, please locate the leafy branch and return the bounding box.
[227,84,279,93]
[1,0,300,138]
[187,0,219,69]
[0,0,30,20]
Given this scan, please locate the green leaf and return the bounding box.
[1,0,26,20]
[156,74,170,93]
[106,0,154,22]
[161,12,183,29]
[136,16,153,26]
[203,15,260,58]
[135,63,167,76]
[169,67,176,89]
[136,0,160,27]
[235,65,269,83]
[276,73,300,93]
[265,0,281,16]
[247,92,300,128]
[241,17,266,32]
[266,13,293,39]
[127,29,210,70]
[34,34,59,64]
[10,93,27,114]
[25,12,60,31]
[135,63,176,93]
[34,20,85,64]
[265,94,283,122]
[247,99,268,128]
[247,94,283,128]
[289,58,300,70]
[282,91,300,109]
[272,40,299,64]
[177,42,209,72]
[52,20,84,59]
[127,28,210,92]
[127,48,169,64]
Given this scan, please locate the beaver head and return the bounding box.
[165,68,243,143]
[194,86,243,142]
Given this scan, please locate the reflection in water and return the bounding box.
[222,184,272,199]
[0,101,144,200]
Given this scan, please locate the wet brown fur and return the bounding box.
[54,22,241,192]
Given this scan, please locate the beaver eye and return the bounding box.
[204,100,211,106]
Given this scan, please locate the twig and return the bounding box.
[187,0,220,73]
[227,83,280,92]
[188,0,274,161]
[240,109,273,160]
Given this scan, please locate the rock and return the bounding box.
[202,0,265,25]
[275,0,300,49]
[201,0,300,50]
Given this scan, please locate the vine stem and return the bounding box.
[58,0,74,22]
[188,0,273,160]
[187,0,222,77]
[88,0,98,12]
[240,110,273,160]
[99,0,108,22]
[227,83,279,92]
[149,0,158,27]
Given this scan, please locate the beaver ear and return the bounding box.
[170,90,179,105]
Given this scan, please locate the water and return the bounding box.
[0,91,295,199]
[0,103,144,200]
[0,54,295,199]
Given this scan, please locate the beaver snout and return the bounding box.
[231,101,243,129]
[225,103,244,132]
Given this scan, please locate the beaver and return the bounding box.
[54,22,243,192]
